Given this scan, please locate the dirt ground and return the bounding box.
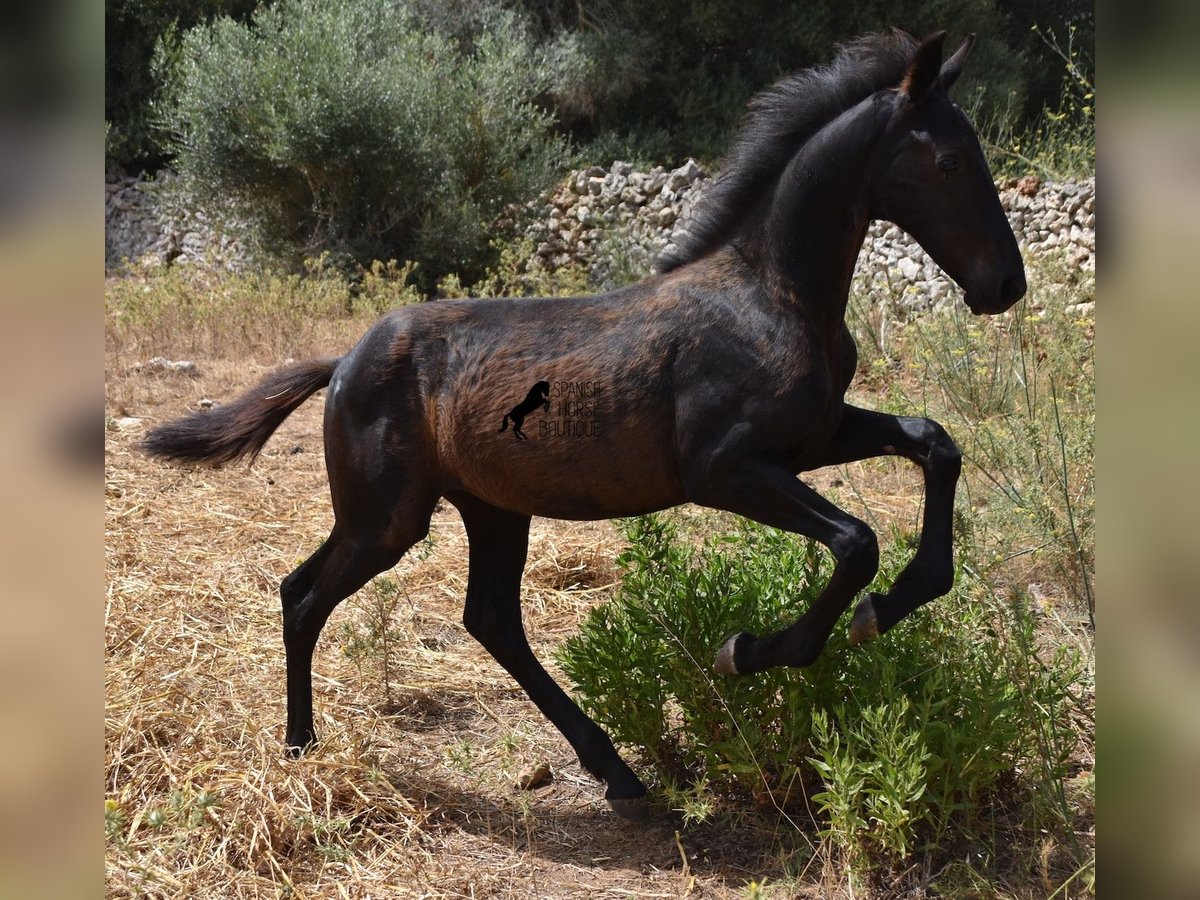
[105,351,959,899]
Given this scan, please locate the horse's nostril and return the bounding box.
[1001,273,1027,303]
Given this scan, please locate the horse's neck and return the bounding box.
[760,97,883,322]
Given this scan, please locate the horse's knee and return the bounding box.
[925,420,961,473]
[922,563,956,599]
[832,519,879,587]
[902,418,961,475]
[282,598,312,648]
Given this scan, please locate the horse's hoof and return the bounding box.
[849,596,880,645]
[607,794,652,822]
[714,633,748,675]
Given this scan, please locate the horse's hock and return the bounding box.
[522,161,1095,305]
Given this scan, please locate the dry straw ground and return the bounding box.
[108,348,896,898]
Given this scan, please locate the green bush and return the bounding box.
[973,22,1095,180]
[157,0,572,287]
[558,514,1083,864]
[498,0,1038,165]
[105,0,260,171]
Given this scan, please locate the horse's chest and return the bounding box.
[763,343,856,463]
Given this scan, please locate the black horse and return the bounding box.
[499,380,551,440]
[143,31,1025,820]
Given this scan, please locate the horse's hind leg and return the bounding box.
[449,493,650,819]
[281,494,436,753]
[811,405,962,643]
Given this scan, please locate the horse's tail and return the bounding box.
[141,357,340,467]
[499,414,510,433]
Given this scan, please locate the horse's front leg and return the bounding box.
[812,404,963,642]
[687,461,880,673]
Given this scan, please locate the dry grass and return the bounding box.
[107,345,854,898]
[106,274,1092,898]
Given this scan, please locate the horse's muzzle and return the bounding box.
[965,269,1027,315]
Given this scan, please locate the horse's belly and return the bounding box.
[446,435,684,520]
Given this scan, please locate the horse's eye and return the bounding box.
[937,155,960,173]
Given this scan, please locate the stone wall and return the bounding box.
[105,171,248,270]
[107,164,1095,311]
[523,162,1095,310]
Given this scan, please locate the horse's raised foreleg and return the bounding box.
[812,404,962,642]
[450,493,650,819]
[690,464,879,673]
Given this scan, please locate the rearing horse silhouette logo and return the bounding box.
[499,380,550,440]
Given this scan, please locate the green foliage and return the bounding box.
[494,0,1033,165]
[558,515,1084,866]
[105,0,260,170]
[109,0,1093,179]
[338,575,409,702]
[436,238,592,300]
[157,0,572,287]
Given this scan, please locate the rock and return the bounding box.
[645,171,668,193]
[896,257,921,282]
[515,762,553,792]
[667,160,702,191]
[138,357,199,377]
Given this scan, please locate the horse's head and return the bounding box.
[870,32,1026,315]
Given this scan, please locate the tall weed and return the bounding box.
[846,255,1095,626]
[104,258,422,363]
[972,23,1095,180]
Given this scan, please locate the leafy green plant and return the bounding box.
[437,238,592,300]
[157,0,572,286]
[559,514,1084,867]
[338,576,408,702]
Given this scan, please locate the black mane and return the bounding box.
[656,30,918,273]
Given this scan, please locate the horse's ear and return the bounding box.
[939,33,975,92]
[898,31,946,106]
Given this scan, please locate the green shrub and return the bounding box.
[105,1,260,171]
[558,514,1083,865]
[436,238,592,300]
[157,0,571,287]
[511,0,1033,166]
